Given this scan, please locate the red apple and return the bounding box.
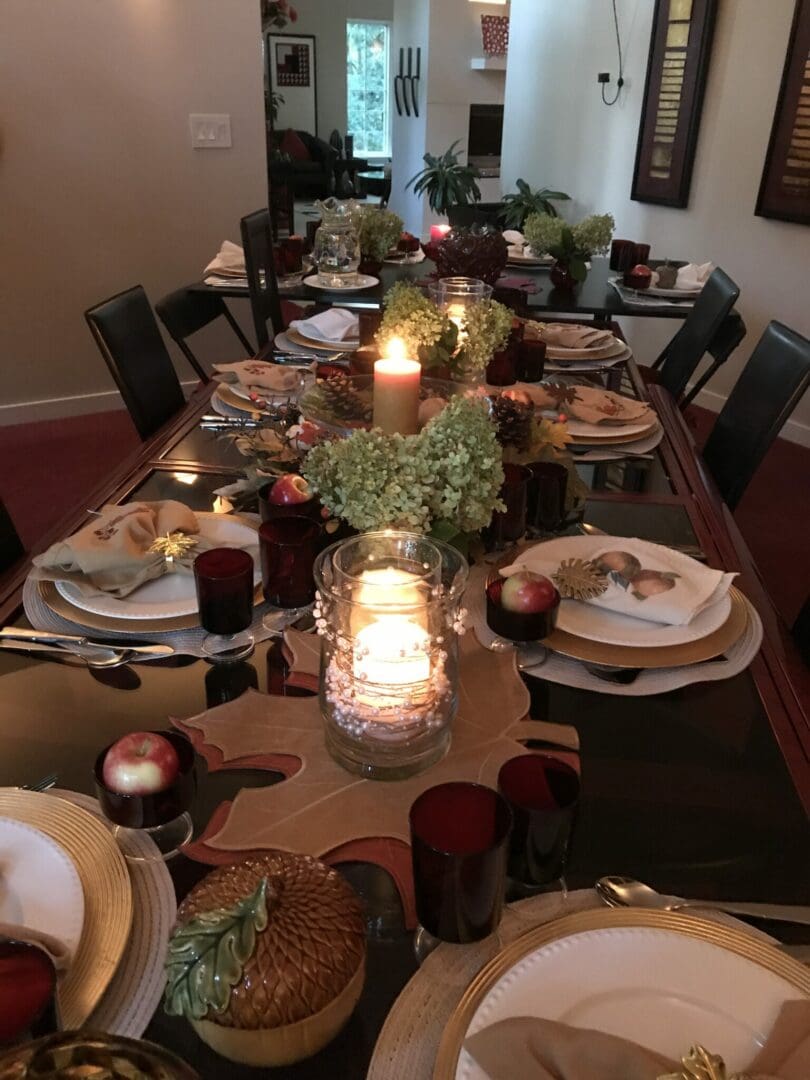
[501,571,559,614]
[630,263,652,278]
[269,474,312,506]
[102,732,180,796]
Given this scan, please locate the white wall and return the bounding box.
[0,0,267,421]
[502,0,810,444]
[390,0,508,236]
[280,0,394,140]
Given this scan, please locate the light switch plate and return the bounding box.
[189,114,232,149]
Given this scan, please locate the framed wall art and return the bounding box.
[756,0,810,225]
[631,0,718,208]
[267,33,317,134]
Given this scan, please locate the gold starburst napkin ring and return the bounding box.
[148,531,199,563]
[658,1044,752,1080]
[552,557,607,600]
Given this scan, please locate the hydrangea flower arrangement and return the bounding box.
[524,212,615,282]
[354,206,404,263]
[302,395,504,537]
[456,299,513,376]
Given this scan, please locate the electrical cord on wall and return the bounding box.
[602,0,625,105]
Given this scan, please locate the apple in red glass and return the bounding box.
[102,732,180,796]
[624,264,653,290]
[501,571,559,614]
[268,474,312,506]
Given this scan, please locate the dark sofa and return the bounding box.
[270,129,337,199]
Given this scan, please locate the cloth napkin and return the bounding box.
[672,262,714,291]
[503,230,525,247]
[498,275,539,293]
[289,308,359,343]
[204,240,246,281]
[0,923,71,970]
[464,1002,810,1080]
[31,501,211,598]
[502,538,736,626]
[525,321,615,351]
[213,360,304,394]
[510,384,653,425]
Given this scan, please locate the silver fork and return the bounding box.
[21,773,58,792]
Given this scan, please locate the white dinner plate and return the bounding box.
[545,338,627,362]
[453,918,810,1079]
[510,535,731,646]
[565,416,657,440]
[227,369,309,404]
[303,273,379,293]
[545,345,633,372]
[507,249,553,267]
[0,817,85,961]
[274,330,338,357]
[611,275,702,299]
[56,513,261,620]
[384,249,425,265]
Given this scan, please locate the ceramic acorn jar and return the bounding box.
[164,853,366,1067]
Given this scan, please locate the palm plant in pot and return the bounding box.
[407,141,481,216]
[498,179,571,230]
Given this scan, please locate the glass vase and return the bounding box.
[550,260,581,291]
[313,198,361,287]
[313,531,469,780]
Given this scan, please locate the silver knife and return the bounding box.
[0,628,173,656]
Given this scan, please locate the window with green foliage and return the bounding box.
[346,21,391,157]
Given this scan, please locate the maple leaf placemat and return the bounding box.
[174,631,579,927]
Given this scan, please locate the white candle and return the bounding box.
[354,615,432,711]
[373,337,421,435]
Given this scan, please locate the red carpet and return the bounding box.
[0,404,807,625]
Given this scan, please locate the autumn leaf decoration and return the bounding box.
[164,878,269,1020]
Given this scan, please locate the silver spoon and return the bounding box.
[488,638,549,671]
[596,875,810,926]
[0,640,138,669]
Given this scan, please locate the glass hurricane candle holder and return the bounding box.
[428,277,493,348]
[313,531,469,780]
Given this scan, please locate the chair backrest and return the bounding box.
[85,286,186,441]
[656,269,740,400]
[0,496,24,576]
[446,202,503,229]
[155,288,255,380]
[680,312,747,408]
[240,209,283,349]
[702,321,810,511]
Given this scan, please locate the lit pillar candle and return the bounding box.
[373,337,421,435]
[354,615,432,712]
[430,223,451,243]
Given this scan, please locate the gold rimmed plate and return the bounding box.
[434,907,810,1079]
[0,789,133,1029]
[285,326,359,352]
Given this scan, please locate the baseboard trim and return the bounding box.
[0,381,200,426]
[691,386,810,449]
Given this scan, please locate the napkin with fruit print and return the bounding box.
[502,539,736,626]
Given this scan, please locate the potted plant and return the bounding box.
[524,212,614,290]
[353,206,404,276]
[407,141,481,217]
[498,179,571,230]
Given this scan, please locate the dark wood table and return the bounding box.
[191,257,693,322]
[0,363,807,1078]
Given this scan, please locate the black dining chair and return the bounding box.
[240,209,284,350]
[85,286,186,441]
[680,312,747,409]
[0,496,24,576]
[651,268,740,402]
[702,321,810,511]
[155,287,255,382]
[793,597,810,668]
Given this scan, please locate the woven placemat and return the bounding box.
[367,888,778,1079]
[56,791,176,1038]
[468,565,763,696]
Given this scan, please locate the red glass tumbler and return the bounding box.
[527,461,568,534]
[194,547,255,662]
[259,516,322,609]
[498,754,580,896]
[0,941,58,1047]
[410,782,512,960]
[486,463,530,550]
[516,339,546,383]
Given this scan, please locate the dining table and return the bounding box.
[0,353,807,1078]
[191,255,697,323]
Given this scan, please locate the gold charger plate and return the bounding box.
[433,907,810,1079]
[214,384,273,415]
[0,789,133,1028]
[285,326,358,353]
[541,586,749,668]
[568,422,659,446]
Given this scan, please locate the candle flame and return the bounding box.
[385,336,407,362]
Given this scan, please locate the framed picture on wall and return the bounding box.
[631,0,719,208]
[267,33,317,133]
[756,0,810,225]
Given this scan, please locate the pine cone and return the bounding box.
[490,394,534,451]
[317,375,372,422]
